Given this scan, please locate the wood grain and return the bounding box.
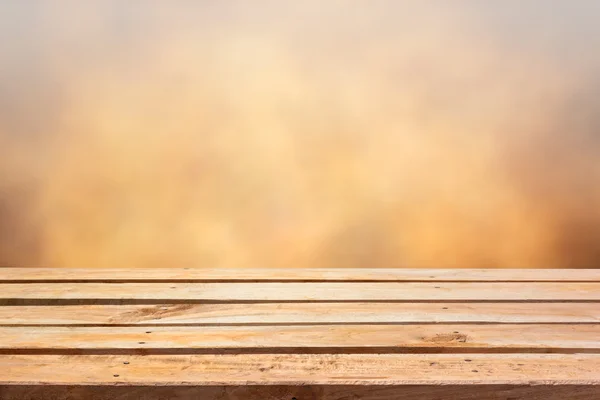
[2,268,599,282]
[2,303,598,325]
[1,354,599,385]
[0,324,597,352]
[2,282,599,302]
[0,268,597,398]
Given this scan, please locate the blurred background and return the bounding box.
[1,1,599,269]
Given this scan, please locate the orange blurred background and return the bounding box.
[1,1,599,268]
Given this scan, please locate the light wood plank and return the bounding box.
[0,324,597,352]
[0,354,599,385]
[2,384,599,400]
[2,303,598,325]
[1,282,599,302]
[2,268,599,282]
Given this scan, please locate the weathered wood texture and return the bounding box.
[0,325,598,352]
[1,354,599,385]
[4,267,599,281]
[2,303,598,324]
[2,282,600,302]
[0,268,598,400]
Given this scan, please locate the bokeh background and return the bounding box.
[1,1,599,269]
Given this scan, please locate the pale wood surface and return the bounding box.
[2,282,599,302]
[2,268,599,282]
[2,303,598,325]
[0,267,598,399]
[0,324,597,352]
[1,354,599,385]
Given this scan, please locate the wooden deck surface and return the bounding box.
[0,268,598,399]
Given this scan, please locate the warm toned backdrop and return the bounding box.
[1,1,599,268]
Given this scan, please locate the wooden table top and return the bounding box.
[0,268,599,400]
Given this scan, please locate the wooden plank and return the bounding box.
[0,324,597,352]
[1,282,599,302]
[2,385,599,400]
[0,354,599,385]
[2,303,598,325]
[1,268,599,282]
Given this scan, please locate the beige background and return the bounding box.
[1,1,599,268]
